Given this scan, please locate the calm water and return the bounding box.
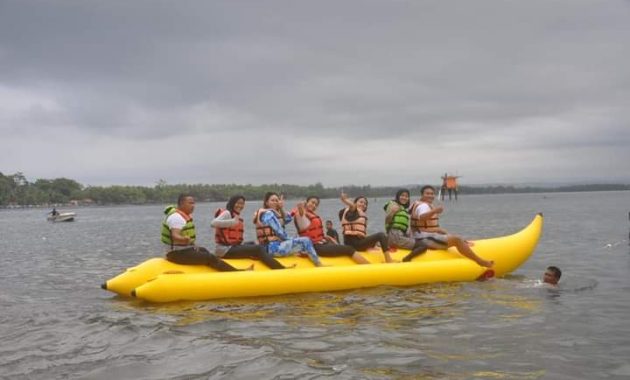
[1,192,629,379]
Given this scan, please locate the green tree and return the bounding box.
[8,172,29,205]
[0,172,13,205]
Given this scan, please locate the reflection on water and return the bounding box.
[97,281,553,379]
[126,283,468,329]
[96,280,553,379]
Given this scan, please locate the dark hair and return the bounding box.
[420,185,435,195]
[306,195,320,204]
[226,195,245,213]
[384,188,410,212]
[395,188,410,208]
[177,193,194,206]
[263,192,279,208]
[325,220,333,224]
[354,196,368,210]
[547,266,562,280]
[340,195,368,220]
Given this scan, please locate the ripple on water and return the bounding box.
[3,195,630,379]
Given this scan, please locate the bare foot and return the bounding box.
[477,259,494,268]
[316,262,332,267]
[384,253,398,263]
[466,240,476,247]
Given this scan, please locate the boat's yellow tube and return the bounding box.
[133,258,486,302]
[102,214,543,302]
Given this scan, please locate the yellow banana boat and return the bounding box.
[102,213,543,303]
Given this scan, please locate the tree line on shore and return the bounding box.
[1,171,629,207]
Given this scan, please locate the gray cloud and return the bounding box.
[1,0,629,186]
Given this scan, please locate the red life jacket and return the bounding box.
[214,208,244,246]
[253,208,283,244]
[296,209,325,243]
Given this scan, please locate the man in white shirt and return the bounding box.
[162,194,246,271]
[408,186,493,268]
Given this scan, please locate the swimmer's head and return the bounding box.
[543,266,562,285]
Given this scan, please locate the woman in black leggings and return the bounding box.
[339,192,396,263]
[294,195,370,264]
[211,195,293,269]
[166,246,248,271]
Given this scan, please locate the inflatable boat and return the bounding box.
[102,214,543,303]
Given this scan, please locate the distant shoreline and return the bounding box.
[2,172,629,207]
[2,185,629,209]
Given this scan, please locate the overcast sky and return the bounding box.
[1,1,629,187]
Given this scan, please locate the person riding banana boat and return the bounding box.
[293,195,370,264]
[339,192,396,263]
[211,195,294,270]
[162,193,251,271]
[253,192,327,267]
[407,185,493,267]
[383,188,428,262]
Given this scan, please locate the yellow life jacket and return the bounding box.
[161,206,196,248]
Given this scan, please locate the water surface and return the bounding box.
[1,191,629,379]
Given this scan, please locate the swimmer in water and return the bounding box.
[543,266,562,285]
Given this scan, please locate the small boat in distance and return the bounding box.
[47,212,76,222]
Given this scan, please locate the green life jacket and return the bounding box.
[384,200,410,233]
[161,205,196,248]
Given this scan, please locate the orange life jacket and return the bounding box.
[253,208,283,244]
[341,208,368,238]
[410,201,440,231]
[295,209,325,243]
[175,209,192,221]
[214,208,244,246]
